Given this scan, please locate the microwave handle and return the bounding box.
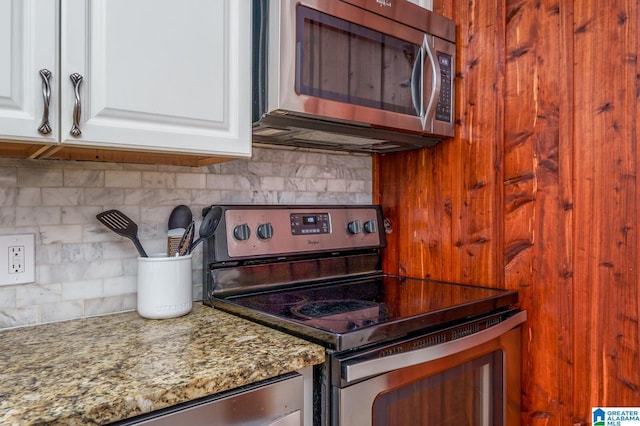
[342,310,527,385]
[422,34,440,129]
[410,48,423,117]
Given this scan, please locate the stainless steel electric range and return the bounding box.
[202,205,526,426]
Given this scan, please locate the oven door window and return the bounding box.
[371,351,503,426]
[296,5,423,116]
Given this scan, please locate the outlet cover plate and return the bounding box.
[0,234,35,286]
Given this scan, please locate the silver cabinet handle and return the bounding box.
[37,69,52,135]
[69,73,83,136]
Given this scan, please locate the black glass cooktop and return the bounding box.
[213,274,519,351]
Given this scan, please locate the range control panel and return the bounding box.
[290,213,331,235]
[212,205,385,260]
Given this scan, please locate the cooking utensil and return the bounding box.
[168,205,192,230]
[96,210,148,257]
[167,205,192,256]
[187,220,195,251]
[167,228,183,257]
[177,221,195,256]
[189,206,223,253]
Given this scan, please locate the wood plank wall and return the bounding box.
[373,0,640,424]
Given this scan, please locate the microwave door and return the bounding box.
[284,4,428,132]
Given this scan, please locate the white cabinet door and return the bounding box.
[60,0,251,157]
[0,0,251,158]
[0,0,58,144]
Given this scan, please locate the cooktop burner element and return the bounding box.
[292,299,381,318]
[291,299,382,333]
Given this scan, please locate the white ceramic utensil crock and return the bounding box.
[137,253,192,319]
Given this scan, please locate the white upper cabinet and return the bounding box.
[0,0,59,144]
[0,0,251,158]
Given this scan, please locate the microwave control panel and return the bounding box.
[435,53,453,123]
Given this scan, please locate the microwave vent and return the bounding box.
[252,113,442,155]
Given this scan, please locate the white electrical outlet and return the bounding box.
[0,234,35,286]
[9,246,25,273]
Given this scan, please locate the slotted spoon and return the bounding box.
[96,210,148,257]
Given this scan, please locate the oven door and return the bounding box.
[333,311,525,426]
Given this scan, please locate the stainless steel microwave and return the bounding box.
[252,0,456,154]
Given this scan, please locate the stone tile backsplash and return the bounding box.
[0,147,372,328]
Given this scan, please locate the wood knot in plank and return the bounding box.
[509,46,531,61]
[598,102,613,113]
[619,12,628,25]
[575,21,590,34]
[444,199,452,217]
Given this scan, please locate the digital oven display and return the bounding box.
[290,213,331,235]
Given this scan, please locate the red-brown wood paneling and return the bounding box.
[374,0,640,424]
[502,0,576,423]
[570,0,639,420]
[376,0,505,288]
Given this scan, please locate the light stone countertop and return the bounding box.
[0,304,325,425]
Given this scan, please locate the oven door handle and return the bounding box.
[342,310,527,384]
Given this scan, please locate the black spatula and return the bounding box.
[96,210,148,257]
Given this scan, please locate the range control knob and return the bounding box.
[256,223,274,240]
[363,220,377,234]
[347,220,361,235]
[233,223,251,241]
